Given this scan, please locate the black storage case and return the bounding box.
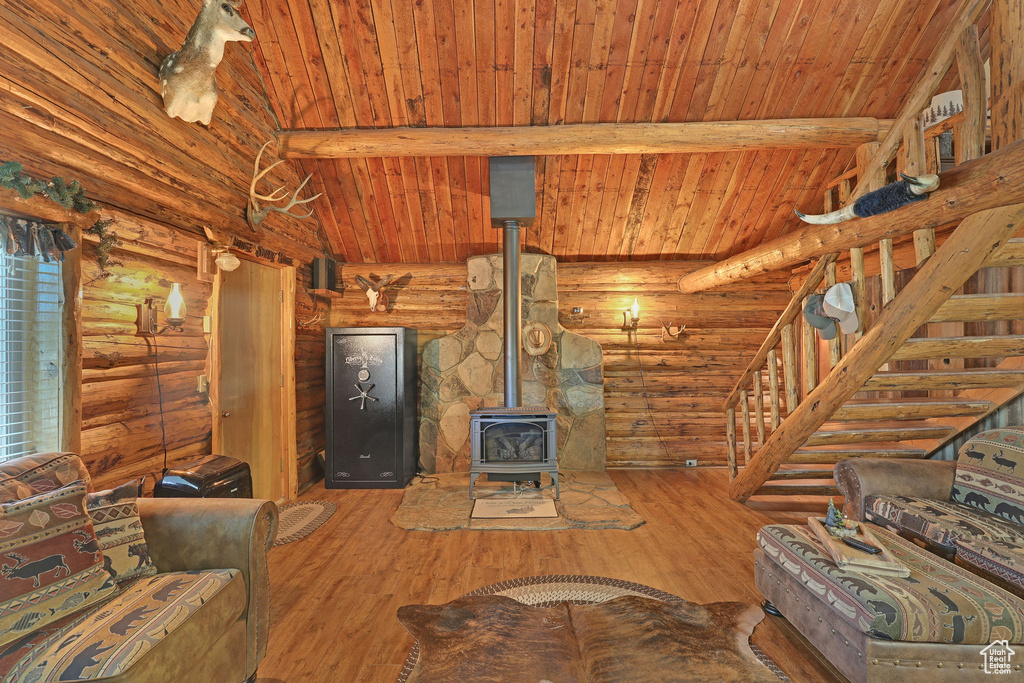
[325,327,417,488]
[154,455,253,498]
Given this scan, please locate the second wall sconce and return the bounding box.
[622,298,640,330]
[137,283,187,336]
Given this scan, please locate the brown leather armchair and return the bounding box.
[138,497,279,683]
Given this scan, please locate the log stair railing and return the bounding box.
[726,208,1024,503]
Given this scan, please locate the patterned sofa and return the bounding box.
[0,452,278,682]
[836,427,1024,596]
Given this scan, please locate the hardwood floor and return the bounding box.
[258,469,845,682]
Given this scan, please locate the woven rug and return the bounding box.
[397,575,791,682]
[273,500,336,547]
[391,471,644,531]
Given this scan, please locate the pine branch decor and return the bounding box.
[0,161,97,213]
[86,219,123,271]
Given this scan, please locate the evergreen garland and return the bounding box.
[1,160,121,271]
[85,219,123,271]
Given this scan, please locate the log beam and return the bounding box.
[677,137,1024,293]
[730,203,1024,501]
[277,118,893,159]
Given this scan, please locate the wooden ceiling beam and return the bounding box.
[277,118,894,159]
[677,136,1024,293]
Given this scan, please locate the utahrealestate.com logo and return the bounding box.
[981,640,1016,675]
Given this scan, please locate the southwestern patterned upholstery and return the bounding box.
[954,537,1024,597]
[950,428,1024,523]
[0,453,278,683]
[0,482,116,645]
[1,569,241,682]
[85,480,156,584]
[757,524,1024,644]
[864,494,1024,558]
[0,453,91,505]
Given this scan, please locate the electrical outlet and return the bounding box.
[685,459,698,467]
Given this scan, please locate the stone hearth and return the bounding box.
[419,254,606,473]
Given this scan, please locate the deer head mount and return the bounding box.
[247,141,322,231]
[159,0,255,126]
[355,274,396,312]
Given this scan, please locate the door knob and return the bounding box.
[222,411,231,418]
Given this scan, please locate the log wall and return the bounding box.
[326,261,791,468]
[1,4,328,491]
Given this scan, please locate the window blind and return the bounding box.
[0,253,63,461]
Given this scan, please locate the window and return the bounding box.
[0,253,63,461]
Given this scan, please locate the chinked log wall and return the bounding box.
[1,0,327,491]
[326,261,791,467]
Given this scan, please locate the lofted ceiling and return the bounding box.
[245,0,975,264]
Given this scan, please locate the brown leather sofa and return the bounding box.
[0,452,278,683]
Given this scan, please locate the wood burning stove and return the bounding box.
[469,407,558,499]
[468,156,560,499]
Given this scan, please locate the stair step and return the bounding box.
[791,447,928,464]
[930,294,1024,323]
[832,398,993,421]
[805,424,955,446]
[861,368,1024,391]
[890,336,1024,361]
[983,238,1024,268]
[770,467,836,481]
[754,483,839,497]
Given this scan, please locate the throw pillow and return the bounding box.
[85,479,157,583]
[0,480,117,646]
[950,428,1024,524]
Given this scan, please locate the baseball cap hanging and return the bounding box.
[823,282,859,334]
[803,293,838,340]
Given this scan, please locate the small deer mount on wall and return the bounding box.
[355,274,396,312]
[160,0,255,126]
[247,142,321,231]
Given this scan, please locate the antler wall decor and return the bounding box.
[246,141,322,231]
[355,274,396,312]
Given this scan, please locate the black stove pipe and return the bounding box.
[502,219,522,407]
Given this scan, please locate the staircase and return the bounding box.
[724,111,1024,502]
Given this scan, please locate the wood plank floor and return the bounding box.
[257,469,845,682]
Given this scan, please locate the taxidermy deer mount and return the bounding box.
[247,141,322,231]
[159,0,255,126]
[355,274,396,313]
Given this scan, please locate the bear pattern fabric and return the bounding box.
[951,428,1024,525]
[85,479,157,584]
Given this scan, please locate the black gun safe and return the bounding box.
[325,327,417,488]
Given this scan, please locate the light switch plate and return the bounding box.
[197,374,209,393]
[203,315,211,333]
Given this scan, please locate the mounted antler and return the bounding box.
[355,274,396,312]
[246,141,322,231]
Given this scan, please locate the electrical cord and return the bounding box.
[151,335,170,475]
[634,331,677,465]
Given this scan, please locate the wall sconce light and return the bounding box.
[214,249,240,272]
[622,298,640,330]
[137,283,187,336]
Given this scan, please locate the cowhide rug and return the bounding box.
[397,594,776,682]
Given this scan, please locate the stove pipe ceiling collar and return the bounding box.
[489,156,537,408]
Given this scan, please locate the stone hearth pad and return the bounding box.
[390,471,645,531]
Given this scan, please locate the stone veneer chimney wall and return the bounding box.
[419,254,607,473]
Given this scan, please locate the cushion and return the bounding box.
[1,569,241,682]
[0,481,116,647]
[757,524,1024,644]
[951,428,1024,524]
[85,480,156,584]
[954,537,1024,597]
[864,494,1024,554]
[0,454,91,505]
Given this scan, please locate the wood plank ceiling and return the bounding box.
[245,0,969,264]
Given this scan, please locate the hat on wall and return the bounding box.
[803,294,838,340]
[823,283,859,334]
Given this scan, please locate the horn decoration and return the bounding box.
[795,173,940,225]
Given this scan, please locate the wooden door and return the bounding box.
[214,258,285,500]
